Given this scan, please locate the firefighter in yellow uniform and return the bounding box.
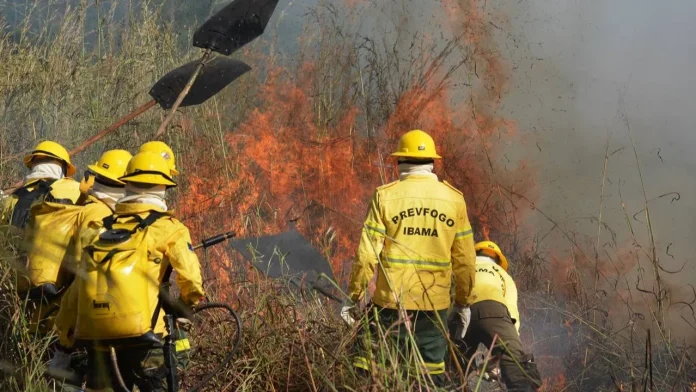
[60,152,204,392]
[345,130,476,386]
[1,140,79,229]
[10,141,81,332]
[136,141,194,368]
[50,149,132,370]
[451,241,542,391]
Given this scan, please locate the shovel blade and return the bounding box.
[193,0,280,56]
[228,230,337,297]
[148,57,251,109]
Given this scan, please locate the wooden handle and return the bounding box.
[70,99,157,156]
[154,49,212,138]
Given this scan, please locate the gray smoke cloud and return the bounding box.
[492,0,696,341]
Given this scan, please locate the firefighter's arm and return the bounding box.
[451,199,476,305]
[55,283,78,348]
[348,192,385,304]
[506,275,521,333]
[166,226,205,306]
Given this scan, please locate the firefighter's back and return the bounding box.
[374,175,467,311]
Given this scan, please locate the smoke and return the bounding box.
[489,0,696,341]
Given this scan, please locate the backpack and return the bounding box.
[10,179,57,229]
[21,201,85,301]
[75,211,166,345]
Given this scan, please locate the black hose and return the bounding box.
[186,302,243,392]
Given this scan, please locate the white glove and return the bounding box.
[452,304,471,339]
[48,349,71,371]
[340,305,356,326]
[177,317,193,332]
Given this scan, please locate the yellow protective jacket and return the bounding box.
[72,195,114,263]
[20,178,82,293]
[348,175,476,311]
[470,256,521,332]
[56,202,205,345]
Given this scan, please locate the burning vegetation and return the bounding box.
[0,0,694,391]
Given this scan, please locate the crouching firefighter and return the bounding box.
[66,151,205,392]
[449,241,542,392]
[344,130,476,387]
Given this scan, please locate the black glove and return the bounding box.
[161,296,194,319]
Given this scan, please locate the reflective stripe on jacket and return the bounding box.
[470,256,521,332]
[348,175,476,311]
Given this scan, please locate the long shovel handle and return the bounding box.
[1,99,157,194]
[154,49,212,138]
[70,99,157,156]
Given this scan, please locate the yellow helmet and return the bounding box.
[87,149,133,185]
[119,152,177,187]
[23,140,76,177]
[475,240,509,271]
[391,130,442,159]
[138,141,179,175]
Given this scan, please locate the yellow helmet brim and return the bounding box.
[120,172,177,187]
[498,254,509,271]
[24,152,77,177]
[87,164,126,185]
[391,151,442,159]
